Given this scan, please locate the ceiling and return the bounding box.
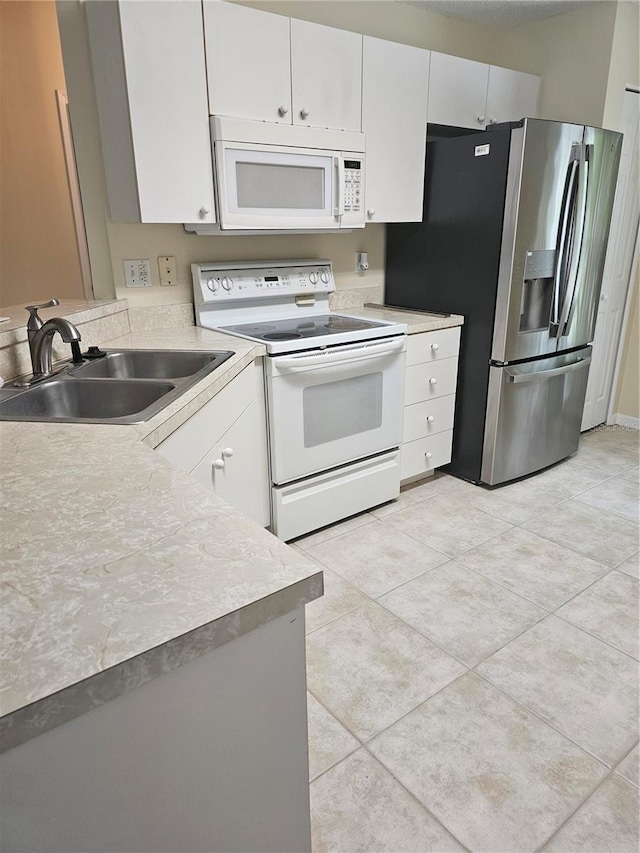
[404,0,600,29]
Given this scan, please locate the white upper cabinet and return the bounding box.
[428,52,491,130]
[290,19,363,131]
[86,0,215,224]
[362,37,430,222]
[203,2,292,123]
[428,53,540,129]
[485,65,540,125]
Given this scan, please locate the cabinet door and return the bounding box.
[428,52,490,130]
[191,398,271,527]
[291,19,362,131]
[362,37,429,223]
[485,66,540,125]
[118,0,215,223]
[203,1,292,124]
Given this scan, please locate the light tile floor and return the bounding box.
[295,426,639,853]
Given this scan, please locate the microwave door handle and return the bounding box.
[334,156,345,218]
[557,144,591,338]
[273,338,406,370]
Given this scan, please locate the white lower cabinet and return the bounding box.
[400,327,461,483]
[156,359,270,527]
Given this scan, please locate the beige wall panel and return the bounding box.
[497,1,618,126]
[0,0,84,307]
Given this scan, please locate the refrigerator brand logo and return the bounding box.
[475,144,491,157]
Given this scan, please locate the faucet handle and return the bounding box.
[25,299,60,331]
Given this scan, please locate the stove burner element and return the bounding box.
[263,332,304,341]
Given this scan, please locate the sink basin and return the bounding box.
[0,379,176,424]
[0,349,235,424]
[71,349,229,380]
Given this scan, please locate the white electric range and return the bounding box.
[192,259,407,540]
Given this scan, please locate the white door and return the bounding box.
[202,1,292,124]
[427,52,490,129]
[362,36,430,223]
[290,19,362,131]
[485,66,540,125]
[118,0,215,223]
[191,398,271,527]
[582,89,640,430]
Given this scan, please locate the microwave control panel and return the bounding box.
[193,261,335,303]
[343,159,362,214]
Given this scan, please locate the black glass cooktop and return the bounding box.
[219,314,389,342]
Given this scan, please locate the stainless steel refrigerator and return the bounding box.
[385,118,622,485]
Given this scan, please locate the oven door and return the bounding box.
[266,337,407,484]
[215,141,341,230]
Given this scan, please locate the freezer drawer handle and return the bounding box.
[505,355,591,384]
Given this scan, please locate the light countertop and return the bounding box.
[0,300,463,753]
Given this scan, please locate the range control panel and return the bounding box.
[193,261,335,303]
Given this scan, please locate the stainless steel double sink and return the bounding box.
[0,349,234,424]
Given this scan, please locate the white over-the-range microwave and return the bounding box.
[185,117,365,234]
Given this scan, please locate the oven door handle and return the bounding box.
[272,337,406,370]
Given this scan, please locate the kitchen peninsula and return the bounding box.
[0,300,322,853]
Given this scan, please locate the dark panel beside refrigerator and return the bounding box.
[386,128,512,482]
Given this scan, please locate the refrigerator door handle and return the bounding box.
[505,354,591,384]
[551,155,580,335]
[557,144,591,338]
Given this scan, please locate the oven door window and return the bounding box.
[303,373,383,447]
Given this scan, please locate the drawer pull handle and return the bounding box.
[427,415,435,423]
[222,447,234,458]
[213,459,225,470]
[425,451,433,459]
[431,343,439,351]
[429,377,438,385]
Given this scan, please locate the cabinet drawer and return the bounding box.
[405,357,459,405]
[406,327,461,366]
[157,359,262,473]
[401,430,453,481]
[403,394,456,443]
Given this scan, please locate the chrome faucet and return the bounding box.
[22,299,82,384]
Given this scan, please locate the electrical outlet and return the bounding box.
[158,256,178,286]
[123,259,152,288]
[355,251,369,273]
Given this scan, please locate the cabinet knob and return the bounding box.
[431,343,439,351]
[367,208,376,218]
[488,117,497,125]
[222,447,234,458]
[476,115,485,124]
[300,107,310,119]
[213,458,225,470]
[429,377,438,385]
[427,415,435,423]
[278,104,289,116]
[199,206,210,218]
[425,451,433,459]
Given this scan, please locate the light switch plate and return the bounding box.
[123,259,152,288]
